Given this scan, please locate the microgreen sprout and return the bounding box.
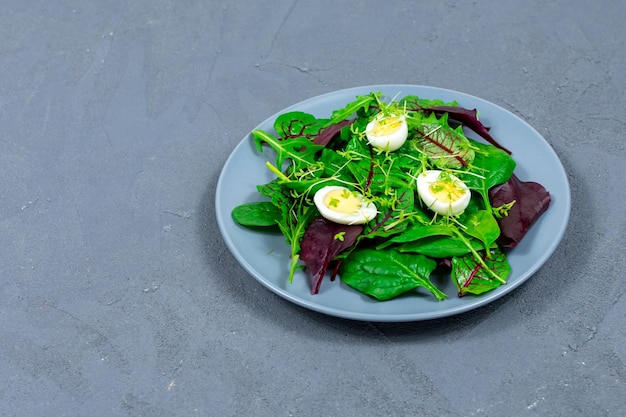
[493,200,516,218]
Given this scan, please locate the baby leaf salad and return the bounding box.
[231,92,551,301]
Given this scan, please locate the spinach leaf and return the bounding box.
[377,222,453,249]
[461,140,515,214]
[397,234,485,258]
[463,140,516,190]
[459,209,500,253]
[231,201,281,227]
[339,248,446,301]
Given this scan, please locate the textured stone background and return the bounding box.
[1,1,624,416]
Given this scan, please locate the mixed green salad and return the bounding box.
[231,92,551,301]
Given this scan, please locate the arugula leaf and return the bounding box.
[324,93,377,127]
[257,180,317,282]
[451,248,510,296]
[252,129,324,173]
[266,148,356,197]
[319,148,353,180]
[400,95,457,110]
[343,136,382,192]
[343,133,415,195]
[339,248,446,301]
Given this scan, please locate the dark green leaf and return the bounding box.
[400,95,458,111]
[397,235,485,258]
[363,190,414,240]
[377,222,454,249]
[319,148,355,182]
[463,140,516,190]
[339,248,445,301]
[460,210,500,251]
[324,94,377,127]
[251,129,324,172]
[274,111,328,140]
[257,180,291,215]
[231,201,281,227]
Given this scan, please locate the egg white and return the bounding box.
[416,170,471,216]
[313,186,377,225]
[365,114,408,152]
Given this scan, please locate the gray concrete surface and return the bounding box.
[1,1,625,416]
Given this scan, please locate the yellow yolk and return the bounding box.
[429,179,467,203]
[313,186,378,225]
[416,170,471,216]
[323,189,361,213]
[370,116,403,136]
[365,114,409,152]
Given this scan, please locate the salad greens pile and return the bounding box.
[231,92,551,301]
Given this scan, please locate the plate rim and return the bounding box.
[215,84,571,322]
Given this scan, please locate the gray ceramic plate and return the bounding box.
[215,85,571,322]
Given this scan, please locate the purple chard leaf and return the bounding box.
[299,216,363,294]
[489,173,551,248]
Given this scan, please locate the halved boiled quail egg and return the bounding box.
[313,185,377,225]
[416,170,471,216]
[365,113,408,152]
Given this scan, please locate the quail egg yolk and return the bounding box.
[313,186,377,225]
[416,170,471,216]
[365,114,408,152]
[430,180,466,203]
[323,188,361,213]
[370,116,404,136]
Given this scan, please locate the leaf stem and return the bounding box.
[288,253,299,283]
[266,161,290,181]
[453,230,506,284]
